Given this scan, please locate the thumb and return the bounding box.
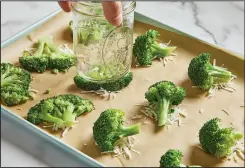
[102,1,122,27]
[58,1,71,12]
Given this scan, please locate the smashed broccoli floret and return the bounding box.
[74,71,133,92]
[69,19,113,46]
[188,53,235,90]
[160,149,201,167]
[1,63,32,106]
[27,94,94,131]
[19,38,48,72]
[145,81,186,127]
[133,29,176,66]
[93,109,141,152]
[19,36,76,73]
[199,118,244,158]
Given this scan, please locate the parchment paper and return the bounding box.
[1,11,244,167]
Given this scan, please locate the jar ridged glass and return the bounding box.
[71,1,136,83]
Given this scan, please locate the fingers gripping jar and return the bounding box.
[71,1,136,83]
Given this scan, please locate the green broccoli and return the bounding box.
[188,53,235,91]
[19,37,48,73]
[27,94,94,131]
[133,29,177,66]
[19,36,76,73]
[199,118,244,158]
[1,63,32,106]
[84,63,127,80]
[74,71,133,92]
[160,149,201,167]
[93,109,141,152]
[69,19,113,46]
[145,81,186,127]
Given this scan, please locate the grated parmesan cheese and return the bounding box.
[178,119,182,126]
[42,120,79,138]
[157,41,177,67]
[235,149,245,160]
[111,136,140,160]
[205,59,238,98]
[29,88,38,93]
[207,76,237,98]
[199,109,204,114]
[61,127,71,137]
[222,109,230,115]
[81,88,120,100]
[140,104,187,128]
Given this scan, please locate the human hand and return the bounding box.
[58,1,122,26]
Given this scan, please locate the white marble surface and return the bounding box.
[1,1,244,167]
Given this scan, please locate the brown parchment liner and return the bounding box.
[1,11,244,167]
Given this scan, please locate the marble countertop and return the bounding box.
[1,1,244,167]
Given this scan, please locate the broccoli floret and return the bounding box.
[19,36,76,73]
[188,53,235,90]
[1,63,32,106]
[74,71,133,92]
[27,94,94,130]
[133,29,176,66]
[160,149,201,167]
[19,38,48,73]
[69,19,113,46]
[84,63,127,81]
[199,118,244,158]
[145,81,186,127]
[44,38,77,71]
[93,109,141,152]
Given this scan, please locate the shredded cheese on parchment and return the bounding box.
[158,41,177,67]
[222,109,230,115]
[139,102,187,128]
[199,109,204,114]
[81,88,121,100]
[101,136,140,160]
[42,120,79,138]
[207,59,237,98]
[29,88,38,93]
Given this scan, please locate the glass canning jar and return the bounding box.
[71,1,136,83]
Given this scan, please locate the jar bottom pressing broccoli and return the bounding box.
[71,1,136,83]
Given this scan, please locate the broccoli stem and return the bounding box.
[118,123,141,137]
[151,43,176,58]
[39,36,58,54]
[34,40,45,57]
[207,64,232,83]
[62,104,77,127]
[39,113,64,125]
[231,131,244,140]
[158,99,170,126]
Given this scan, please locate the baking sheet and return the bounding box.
[1,11,244,167]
